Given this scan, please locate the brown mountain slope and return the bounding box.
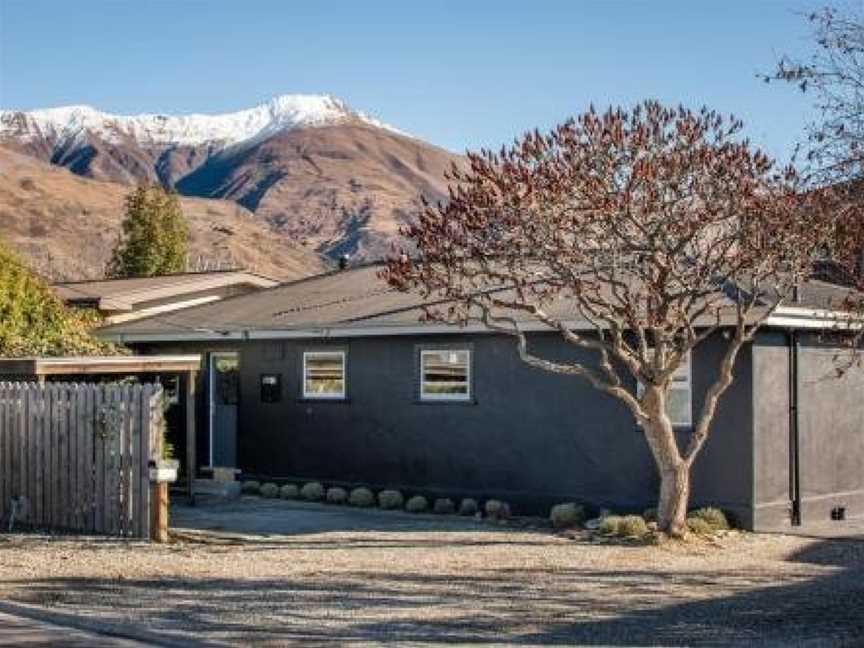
[0,146,329,281]
[176,124,461,259]
[1,99,464,262]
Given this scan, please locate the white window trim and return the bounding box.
[636,350,693,427]
[302,350,346,400]
[420,348,472,402]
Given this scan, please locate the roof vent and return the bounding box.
[338,254,350,271]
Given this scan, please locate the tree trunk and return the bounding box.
[657,461,690,538]
[641,385,691,538]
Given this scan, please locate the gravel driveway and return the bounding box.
[0,497,862,646]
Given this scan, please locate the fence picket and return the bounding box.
[35,386,46,528]
[0,382,164,538]
[140,385,151,539]
[0,385,8,523]
[23,384,32,526]
[83,384,95,533]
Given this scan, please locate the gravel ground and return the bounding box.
[1,514,863,646]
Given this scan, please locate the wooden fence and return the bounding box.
[0,382,164,538]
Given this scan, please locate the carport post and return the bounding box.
[186,369,197,502]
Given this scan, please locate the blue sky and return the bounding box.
[0,1,822,160]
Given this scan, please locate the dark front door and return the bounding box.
[209,352,239,468]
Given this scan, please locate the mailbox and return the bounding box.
[260,373,282,403]
[149,459,179,483]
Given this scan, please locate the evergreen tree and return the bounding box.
[108,186,190,278]
[0,239,115,356]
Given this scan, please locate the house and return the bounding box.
[53,270,278,324]
[95,264,864,531]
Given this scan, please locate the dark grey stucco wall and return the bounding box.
[751,331,792,530]
[752,331,864,530]
[142,331,756,520]
[798,339,864,523]
[688,338,754,527]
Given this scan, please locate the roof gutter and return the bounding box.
[98,308,863,344]
[766,305,864,331]
[97,321,564,344]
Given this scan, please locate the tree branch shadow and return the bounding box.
[5,535,863,646]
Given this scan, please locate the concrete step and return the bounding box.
[193,479,242,498]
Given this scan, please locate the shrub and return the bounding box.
[406,495,429,513]
[618,515,649,537]
[348,487,375,507]
[378,490,405,510]
[484,499,511,520]
[301,482,325,501]
[599,515,622,535]
[241,480,261,495]
[642,507,658,523]
[259,482,279,498]
[433,498,455,514]
[279,484,299,499]
[458,498,479,516]
[690,507,730,531]
[686,516,714,535]
[550,503,585,529]
[326,487,348,505]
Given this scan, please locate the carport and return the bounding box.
[0,355,202,498]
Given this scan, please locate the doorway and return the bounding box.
[209,352,239,468]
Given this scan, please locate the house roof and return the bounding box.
[53,270,279,314]
[95,263,862,343]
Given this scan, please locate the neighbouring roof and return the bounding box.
[0,355,202,376]
[53,270,279,313]
[95,263,863,343]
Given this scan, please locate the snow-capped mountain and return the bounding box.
[0,94,403,149]
[0,94,463,263]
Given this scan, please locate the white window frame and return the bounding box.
[420,348,472,402]
[302,350,346,400]
[636,350,692,427]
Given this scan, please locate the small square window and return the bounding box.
[303,351,346,399]
[260,374,281,403]
[420,349,471,401]
[636,351,692,427]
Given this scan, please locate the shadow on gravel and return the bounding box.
[170,496,510,537]
[7,536,864,646]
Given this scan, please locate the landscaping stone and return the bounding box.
[326,487,348,505]
[279,484,299,499]
[377,490,404,510]
[259,482,279,498]
[550,503,585,529]
[458,498,479,516]
[406,495,428,513]
[484,499,511,520]
[301,482,325,501]
[240,481,261,495]
[348,487,375,507]
[433,498,455,514]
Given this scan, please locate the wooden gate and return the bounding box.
[0,382,164,538]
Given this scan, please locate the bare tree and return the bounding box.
[768,6,864,184]
[383,101,839,537]
[768,5,864,328]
